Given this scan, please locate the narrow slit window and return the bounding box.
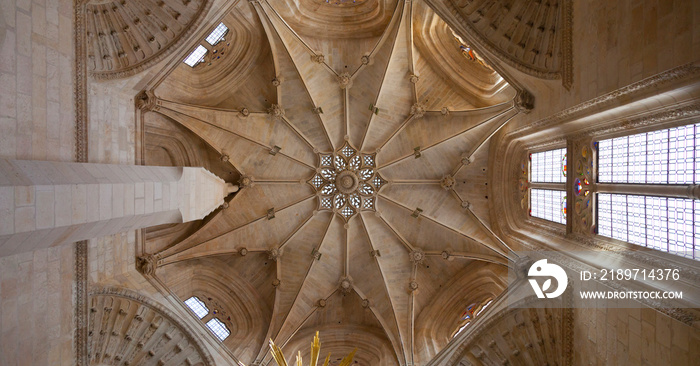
[205,318,230,341]
[598,123,699,184]
[184,45,208,67]
[205,23,228,45]
[184,296,209,319]
[530,189,566,224]
[530,148,567,183]
[598,193,697,259]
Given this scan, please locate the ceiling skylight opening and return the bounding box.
[205,23,229,46]
[184,296,209,319]
[184,45,208,67]
[206,318,231,341]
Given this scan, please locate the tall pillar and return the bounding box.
[0,159,236,257]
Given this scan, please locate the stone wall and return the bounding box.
[0,0,76,364]
[573,306,698,365]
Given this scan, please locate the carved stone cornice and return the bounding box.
[507,62,700,139]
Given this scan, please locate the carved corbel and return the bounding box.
[136,90,158,111]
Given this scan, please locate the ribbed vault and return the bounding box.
[141,0,526,365]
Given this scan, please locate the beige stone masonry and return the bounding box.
[0,159,233,257]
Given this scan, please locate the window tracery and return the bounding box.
[528,148,568,224]
[309,143,386,220]
[595,123,700,260]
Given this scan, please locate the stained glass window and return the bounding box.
[598,123,699,184]
[530,148,567,183]
[184,45,208,67]
[453,299,492,338]
[205,318,230,341]
[598,194,697,259]
[184,296,209,319]
[530,189,566,224]
[205,23,228,46]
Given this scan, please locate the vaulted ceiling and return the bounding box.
[140,0,530,365]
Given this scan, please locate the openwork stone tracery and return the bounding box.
[309,143,386,220]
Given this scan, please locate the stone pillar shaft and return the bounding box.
[0,160,230,257]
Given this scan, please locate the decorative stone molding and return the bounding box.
[272,278,281,288]
[509,62,700,137]
[75,241,89,366]
[361,299,370,308]
[88,287,214,366]
[440,107,449,116]
[317,299,327,308]
[271,77,281,86]
[239,247,248,256]
[85,0,213,80]
[239,108,250,118]
[409,281,419,291]
[361,55,370,65]
[76,0,89,163]
[409,74,420,84]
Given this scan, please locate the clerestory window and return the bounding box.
[528,148,567,224]
[596,123,700,260]
[183,23,231,67]
[184,296,209,319]
[452,299,492,338]
[183,296,231,341]
[205,318,231,341]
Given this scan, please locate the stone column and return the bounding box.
[0,159,235,257]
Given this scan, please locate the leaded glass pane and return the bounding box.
[184,296,208,319]
[205,318,230,341]
[530,189,566,224]
[530,148,566,183]
[597,193,697,260]
[184,45,207,67]
[598,124,699,184]
[205,23,228,45]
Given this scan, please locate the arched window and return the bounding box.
[452,299,493,338]
[595,123,699,259]
[205,318,231,341]
[184,296,209,319]
[529,148,567,224]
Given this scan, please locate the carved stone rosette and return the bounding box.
[308,142,386,221]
